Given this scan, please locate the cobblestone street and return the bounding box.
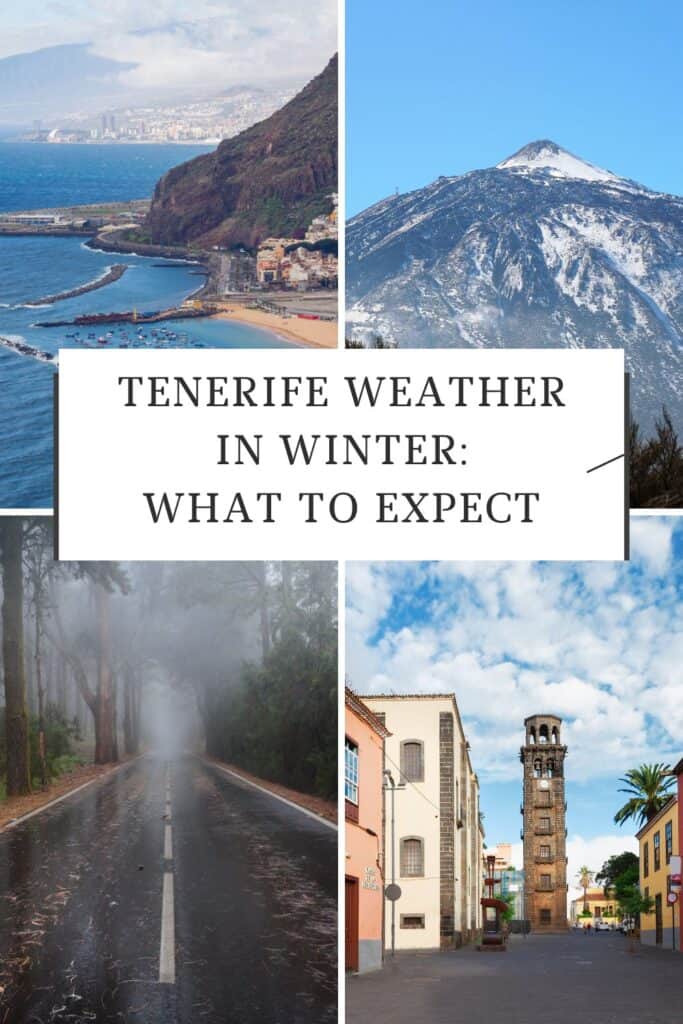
[347,932,680,1024]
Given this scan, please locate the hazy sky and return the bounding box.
[347,0,683,214]
[347,518,683,895]
[3,1,337,92]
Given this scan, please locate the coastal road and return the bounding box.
[0,755,337,1023]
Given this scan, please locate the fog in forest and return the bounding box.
[0,518,338,803]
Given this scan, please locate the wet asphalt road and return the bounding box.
[0,755,337,1024]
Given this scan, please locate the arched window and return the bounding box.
[400,837,424,877]
[534,760,542,778]
[400,740,424,782]
[546,760,554,778]
[529,726,536,744]
[539,725,549,744]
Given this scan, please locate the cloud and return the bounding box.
[346,519,683,788]
[1,1,336,93]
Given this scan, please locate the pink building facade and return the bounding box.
[345,688,389,973]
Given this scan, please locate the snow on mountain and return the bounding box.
[346,141,683,435]
[497,140,621,184]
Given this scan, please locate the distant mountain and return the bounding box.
[0,44,137,121]
[144,55,337,250]
[347,140,683,435]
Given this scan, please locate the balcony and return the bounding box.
[534,855,555,864]
[535,882,556,892]
[534,825,553,835]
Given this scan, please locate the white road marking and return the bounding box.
[164,823,173,861]
[159,871,175,984]
[210,761,337,832]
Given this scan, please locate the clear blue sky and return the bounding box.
[347,0,683,215]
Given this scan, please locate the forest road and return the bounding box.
[0,753,337,1023]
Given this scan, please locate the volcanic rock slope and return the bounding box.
[145,55,337,251]
[347,141,683,434]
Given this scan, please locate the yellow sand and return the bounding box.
[213,305,338,348]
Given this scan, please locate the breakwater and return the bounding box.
[25,265,129,306]
[0,335,56,363]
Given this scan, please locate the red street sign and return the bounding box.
[671,874,682,885]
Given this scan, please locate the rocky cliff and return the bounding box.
[145,55,337,250]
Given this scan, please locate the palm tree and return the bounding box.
[614,764,675,828]
[577,865,594,914]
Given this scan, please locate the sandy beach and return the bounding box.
[213,304,338,348]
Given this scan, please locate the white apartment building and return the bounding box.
[362,694,484,951]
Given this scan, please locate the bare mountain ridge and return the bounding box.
[144,55,338,251]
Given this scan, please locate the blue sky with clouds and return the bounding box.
[347,0,683,215]
[347,518,683,892]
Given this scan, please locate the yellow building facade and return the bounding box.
[637,795,679,949]
[569,888,620,927]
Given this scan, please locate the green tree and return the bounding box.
[596,851,639,896]
[614,764,675,828]
[618,887,655,953]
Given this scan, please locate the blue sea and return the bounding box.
[0,143,296,508]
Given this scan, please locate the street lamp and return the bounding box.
[383,768,405,957]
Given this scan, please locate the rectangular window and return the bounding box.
[539,817,551,833]
[540,909,552,924]
[539,845,551,859]
[400,837,424,877]
[400,741,424,782]
[400,915,425,929]
[654,831,661,871]
[665,821,673,864]
[540,873,551,890]
[345,737,359,804]
[643,841,649,878]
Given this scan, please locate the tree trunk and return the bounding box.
[123,666,141,756]
[255,562,271,660]
[94,583,116,764]
[0,518,31,796]
[34,602,48,789]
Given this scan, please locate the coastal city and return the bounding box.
[15,86,298,146]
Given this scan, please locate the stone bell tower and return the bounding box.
[520,715,568,932]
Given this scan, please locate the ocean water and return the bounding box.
[0,144,296,509]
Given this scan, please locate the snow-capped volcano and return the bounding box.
[497,140,622,184]
[347,141,683,435]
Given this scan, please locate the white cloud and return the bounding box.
[346,520,683,787]
[1,2,337,93]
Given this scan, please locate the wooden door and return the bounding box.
[345,875,359,972]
